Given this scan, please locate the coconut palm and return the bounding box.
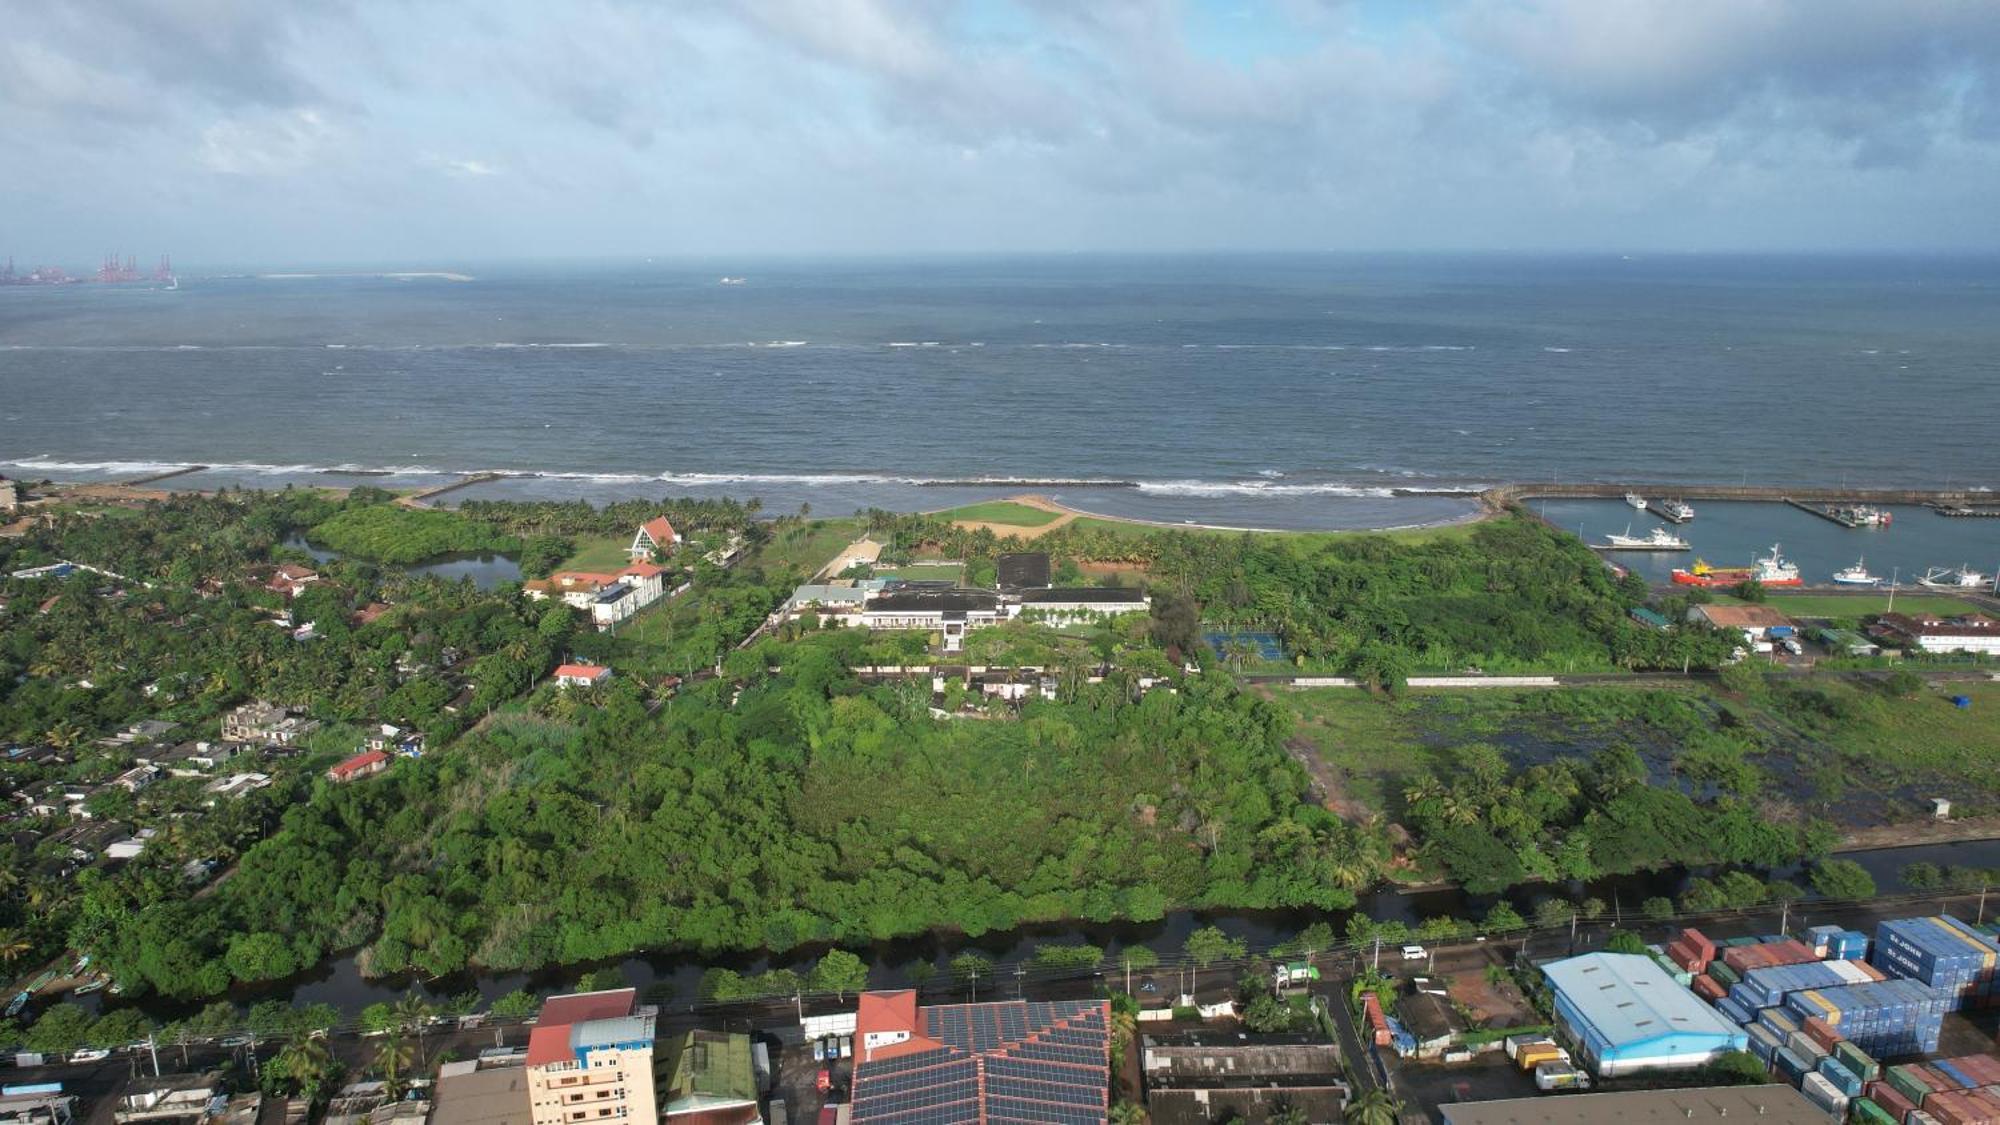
[273,1033,335,1100]
[1344,1088,1400,1125]
[375,1034,415,1100]
[392,994,437,1067]
[0,929,30,967]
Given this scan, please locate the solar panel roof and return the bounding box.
[852,996,1110,1125]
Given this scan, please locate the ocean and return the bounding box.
[3,254,1999,530]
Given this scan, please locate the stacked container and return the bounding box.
[1799,1069,1850,1117]
[1784,978,1947,1056]
[1721,938,1820,974]
[1707,961,1741,987]
[1744,1024,1782,1065]
[1850,1099,1897,1125]
[1666,927,1716,973]
[1872,916,2000,1011]
[1816,1054,1863,1098]
[1831,1039,1880,1084]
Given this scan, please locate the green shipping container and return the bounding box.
[1833,1040,1879,1083]
[1709,962,1741,985]
[1887,1063,1934,1107]
[1848,1097,1897,1125]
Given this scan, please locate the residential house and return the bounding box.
[0,1090,74,1125]
[106,828,157,861]
[113,1071,222,1123]
[428,1064,530,1125]
[1397,990,1465,1058]
[112,719,179,745]
[110,764,160,794]
[265,565,320,599]
[205,773,274,801]
[628,516,678,562]
[524,989,659,1125]
[1141,1032,1348,1125]
[221,701,320,746]
[1688,603,1795,644]
[364,724,427,759]
[327,750,391,784]
[1873,612,2000,655]
[656,1030,762,1124]
[552,664,613,689]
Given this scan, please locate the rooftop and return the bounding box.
[851,991,1109,1124]
[1878,611,2000,636]
[995,552,1051,590]
[1140,1035,1340,1088]
[657,1030,759,1114]
[1019,587,1147,604]
[1693,604,1793,629]
[864,589,1002,614]
[428,1068,529,1125]
[1437,1084,1824,1125]
[1543,952,1743,1048]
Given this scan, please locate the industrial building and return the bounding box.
[849,990,1109,1124]
[1140,1032,1346,1125]
[1542,952,1748,1077]
[1437,1084,1823,1124]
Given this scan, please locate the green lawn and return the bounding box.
[1065,514,1480,545]
[563,535,635,572]
[941,501,1062,527]
[1736,593,1982,619]
[762,519,865,576]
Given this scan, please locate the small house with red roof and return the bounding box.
[326,749,390,784]
[265,565,320,599]
[629,517,678,562]
[553,663,613,689]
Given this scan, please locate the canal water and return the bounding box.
[89,838,2000,1024]
[1533,498,2000,588]
[281,535,522,588]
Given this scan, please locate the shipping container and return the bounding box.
[1502,1034,1552,1062]
[1800,1070,1849,1116]
[1890,1063,1937,1107]
[1776,1046,1814,1083]
[1833,1040,1880,1083]
[1870,1078,1919,1123]
[1681,927,1718,962]
[1850,1097,1897,1125]
[1817,1055,1863,1098]
[1691,974,1726,1002]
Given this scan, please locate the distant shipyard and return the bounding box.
[0,252,176,287]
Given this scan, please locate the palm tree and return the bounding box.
[274,1033,335,1100]
[1344,1088,1400,1125]
[0,929,30,968]
[393,994,437,1068]
[375,1034,415,1100]
[1268,1105,1309,1125]
[1108,1103,1147,1125]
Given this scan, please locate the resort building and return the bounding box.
[848,990,1109,1124]
[628,517,678,562]
[1016,586,1149,624]
[996,551,1052,591]
[860,589,1009,652]
[525,989,658,1125]
[553,663,613,689]
[525,565,675,631]
[1542,952,1748,1077]
[776,579,1149,651]
[1873,612,2000,655]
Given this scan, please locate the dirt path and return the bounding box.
[1836,814,2000,853]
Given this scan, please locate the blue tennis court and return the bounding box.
[1205,631,1284,661]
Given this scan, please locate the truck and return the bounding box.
[1273,962,1321,988]
[1534,1062,1590,1092]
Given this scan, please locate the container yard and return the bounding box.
[1542,914,2000,1123]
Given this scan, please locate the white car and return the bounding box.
[68,1048,110,1064]
[1401,945,1428,961]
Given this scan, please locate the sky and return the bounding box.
[3,0,2000,265]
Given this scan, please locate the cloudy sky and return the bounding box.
[4,0,1999,265]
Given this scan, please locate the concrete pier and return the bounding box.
[120,465,209,486]
[404,472,503,506]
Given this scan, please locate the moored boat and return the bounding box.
[1598,525,1690,551]
[1832,558,1881,587]
[1655,498,1695,523]
[1624,491,1647,510]
[1672,543,1803,587]
[1918,565,1990,589]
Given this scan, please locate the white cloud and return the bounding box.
[198,108,333,176]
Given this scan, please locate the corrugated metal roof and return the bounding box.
[1438,1084,1824,1124]
[1545,953,1742,1050]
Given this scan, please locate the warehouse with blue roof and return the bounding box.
[1544,952,1749,1077]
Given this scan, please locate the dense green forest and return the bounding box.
[308,498,521,564]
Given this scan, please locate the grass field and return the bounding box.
[873,563,965,583]
[1743,593,1983,618]
[942,500,1063,527]
[562,535,635,572]
[1065,514,1482,545]
[762,519,865,576]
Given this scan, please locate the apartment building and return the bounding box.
[525,990,658,1125]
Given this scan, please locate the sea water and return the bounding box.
[3,253,1998,529]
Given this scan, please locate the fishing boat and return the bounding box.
[1918,565,1991,589]
[1832,558,1881,586]
[1597,525,1690,551]
[1655,498,1695,523]
[1830,504,1891,527]
[4,991,28,1019]
[1624,492,1647,511]
[1672,543,1804,587]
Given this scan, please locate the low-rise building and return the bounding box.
[327,750,391,784]
[364,724,426,758]
[0,1090,75,1125]
[205,772,273,801]
[265,565,320,599]
[629,516,679,562]
[1688,603,1794,643]
[1141,1032,1347,1125]
[525,566,674,631]
[779,581,1150,651]
[429,1064,530,1125]
[221,701,320,746]
[1016,586,1150,623]
[1397,990,1465,1058]
[112,1072,222,1124]
[1542,952,1747,1078]
[1873,611,2000,655]
[111,764,160,793]
[656,1030,761,1124]
[552,664,613,689]
[1437,1084,1824,1124]
[849,991,1109,1125]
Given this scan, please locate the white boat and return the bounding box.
[1831,558,1881,587]
[1919,565,1991,589]
[1624,492,1647,510]
[717,276,747,286]
[1598,525,1690,551]
[1656,498,1695,523]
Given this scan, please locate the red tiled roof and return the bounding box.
[525,1025,573,1067]
[553,663,610,681]
[854,990,943,1063]
[329,749,389,778]
[538,988,637,1026]
[640,517,676,544]
[621,561,667,578]
[552,571,620,587]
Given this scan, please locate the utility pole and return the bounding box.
[967,967,978,1004]
[1372,936,1381,972]
[146,1032,160,1077]
[793,990,803,1023]
[1780,899,1790,937]
[1980,884,1989,926]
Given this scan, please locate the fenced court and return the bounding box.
[1206,631,1285,662]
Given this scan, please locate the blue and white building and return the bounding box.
[1544,952,1748,1077]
